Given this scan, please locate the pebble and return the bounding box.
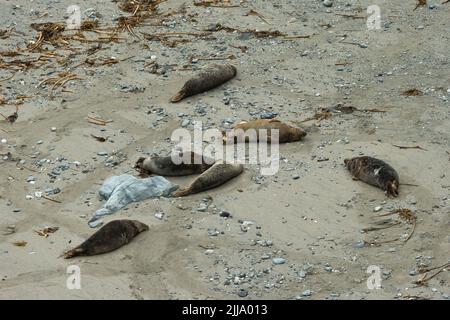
[323,0,333,7]
[1,139,6,144]
[51,127,57,132]
[208,229,220,237]
[302,289,312,297]
[154,212,164,220]
[374,206,382,212]
[181,119,190,127]
[45,187,61,195]
[97,151,108,156]
[27,176,35,182]
[219,211,231,218]
[353,240,365,249]
[13,208,21,213]
[292,174,300,180]
[237,289,248,297]
[196,203,208,212]
[272,258,286,265]
[36,140,43,145]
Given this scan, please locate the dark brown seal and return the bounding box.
[170,64,237,102]
[63,220,148,259]
[224,119,306,144]
[344,156,400,197]
[172,163,244,197]
[135,151,215,176]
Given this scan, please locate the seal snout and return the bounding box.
[133,220,149,232]
[291,127,307,140]
[386,180,399,198]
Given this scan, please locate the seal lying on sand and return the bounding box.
[135,152,214,176]
[170,64,237,102]
[172,162,244,197]
[344,156,400,197]
[224,119,306,144]
[63,220,148,258]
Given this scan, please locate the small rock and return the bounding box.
[219,211,231,218]
[154,212,164,220]
[237,289,248,297]
[302,289,312,297]
[272,257,286,265]
[323,0,333,7]
[353,240,365,249]
[374,206,382,212]
[196,203,208,212]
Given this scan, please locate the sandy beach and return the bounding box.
[0,0,449,299]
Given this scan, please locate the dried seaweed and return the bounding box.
[38,71,85,97]
[414,262,449,286]
[194,0,239,8]
[365,209,417,246]
[80,20,100,31]
[414,0,427,10]
[0,105,19,123]
[392,144,427,151]
[332,104,386,114]
[34,226,59,237]
[245,9,271,24]
[29,22,65,50]
[12,240,27,247]
[402,88,423,96]
[87,115,111,126]
[91,134,107,142]
[118,0,166,14]
[298,108,332,123]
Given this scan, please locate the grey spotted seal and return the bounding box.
[135,152,214,176]
[223,119,306,144]
[344,156,400,197]
[172,162,244,197]
[63,220,148,258]
[170,64,237,102]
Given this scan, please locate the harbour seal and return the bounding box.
[172,162,244,197]
[135,152,214,176]
[170,64,237,102]
[224,119,306,144]
[63,220,148,259]
[344,156,400,197]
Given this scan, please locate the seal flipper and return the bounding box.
[172,188,191,197]
[63,247,85,259]
[170,89,186,103]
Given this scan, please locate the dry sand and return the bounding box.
[0,0,449,299]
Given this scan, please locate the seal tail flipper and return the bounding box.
[170,90,186,103]
[172,188,191,197]
[62,247,84,259]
